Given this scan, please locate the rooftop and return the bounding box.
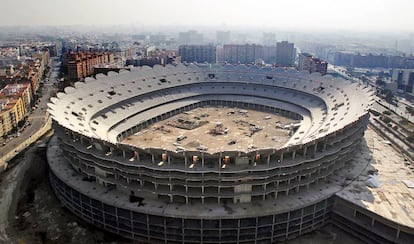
[336,127,414,228]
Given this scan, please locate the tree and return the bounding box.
[376,78,386,86]
[381,89,394,103]
[408,133,414,143]
[406,106,414,116]
[381,116,392,124]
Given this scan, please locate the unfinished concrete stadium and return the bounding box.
[46,64,414,243]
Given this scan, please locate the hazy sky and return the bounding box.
[1,0,413,31]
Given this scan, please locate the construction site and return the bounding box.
[126,106,296,154]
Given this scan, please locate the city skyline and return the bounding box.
[1,0,413,32]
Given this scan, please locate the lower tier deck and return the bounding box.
[47,127,414,243]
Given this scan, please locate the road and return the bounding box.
[0,59,58,161]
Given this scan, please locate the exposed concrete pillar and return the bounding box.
[396,226,400,240]
[184,153,188,167]
[314,143,318,154]
[292,150,296,160]
[219,152,222,166]
[151,154,155,164]
[303,146,307,157]
[267,155,270,165]
[280,153,284,163]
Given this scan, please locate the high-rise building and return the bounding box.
[178,30,203,44]
[276,41,296,66]
[179,45,216,63]
[63,52,115,81]
[392,69,414,93]
[223,44,263,64]
[262,32,276,46]
[298,53,328,75]
[216,31,231,45]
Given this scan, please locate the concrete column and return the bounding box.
[151,154,155,164]
[396,226,401,240]
[184,153,188,167]
[201,153,205,167]
[292,150,296,160]
[168,156,171,166]
[219,152,222,166]
[267,155,270,165]
[314,143,318,154]
[303,146,307,157]
[280,153,284,163]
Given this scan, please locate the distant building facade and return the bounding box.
[62,52,115,81]
[178,30,203,44]
[262,32,276,46]
[126,49,179,67]
[332,52,414,69]
[298,53,328,75]
[223,44,263,64]
[276,41,296,66]
[179,45,216,63]
[392,69,414,93]
[216,31,231,45]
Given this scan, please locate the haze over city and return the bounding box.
[1,0,413,31]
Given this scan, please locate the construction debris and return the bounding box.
[168,117,209,130]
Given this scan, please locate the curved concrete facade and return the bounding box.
[47,64,373,243]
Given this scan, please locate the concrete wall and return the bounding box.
[0,117,52,171]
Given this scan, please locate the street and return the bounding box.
[0,58,58,160]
